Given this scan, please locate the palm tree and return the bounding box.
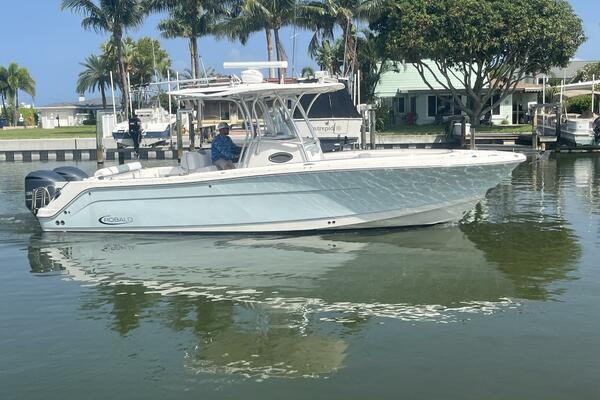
[0,66,9,121]
[221,0,322,79]
[181,66,221,80]
[152,0,229,84]
[121,37,172,86]
[77,54,111,108]
[4,63,35,127]
[301,66,314,78]
[355,29,392,102]
[314,39,343,75]
[61,0,149,118]
[307,0,382,77]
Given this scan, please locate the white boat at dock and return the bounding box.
[535,80,600,146]
[112,107,175,148]
[24,62,525,233]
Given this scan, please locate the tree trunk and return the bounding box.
[468,99,483,150]
[190,35,201,149]
[115,29,129,119]
[1,92,8,121]
[13,91,18,127]
[188,40,196,80]
[191,37,200,81]
[266,28,275,79]
[273,28,287,80]
[100,85,107,109]
[341,20,356,77]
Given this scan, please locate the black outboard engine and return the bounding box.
[53,166,88,181]
[593,117,600,143]
[24,170,65,213]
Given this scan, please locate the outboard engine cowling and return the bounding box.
[53,166,88,181]
[25,170,65,212]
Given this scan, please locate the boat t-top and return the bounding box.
[25,61,526,233]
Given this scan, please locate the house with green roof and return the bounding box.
[374,60,542,126]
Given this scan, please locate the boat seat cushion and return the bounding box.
[94,162,142,178]
[182,150,212,172]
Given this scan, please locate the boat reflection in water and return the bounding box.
[27,219,579,379]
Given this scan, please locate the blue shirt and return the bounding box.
[211,134,238,163]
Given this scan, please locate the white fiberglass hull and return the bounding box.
[35,150,525,233]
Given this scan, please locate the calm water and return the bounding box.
[1,155,599,399]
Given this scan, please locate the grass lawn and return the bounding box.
[380,124,532,135]
[0,126,96,140]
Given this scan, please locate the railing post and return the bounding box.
[176,111,183,163]
[532,106,538,151]
[369,107,376,150]
[95,114,105,167]
[460,118,466,148]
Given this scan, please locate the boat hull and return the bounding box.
[36,163,517,233]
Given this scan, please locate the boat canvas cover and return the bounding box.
[293,80,361,119]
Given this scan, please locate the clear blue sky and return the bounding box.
[0,0,598,106]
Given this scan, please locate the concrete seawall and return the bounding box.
[0,138,178,162]
[2,134,534,162]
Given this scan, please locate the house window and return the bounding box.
[454,100,462,115]
[438,96,452,116]
[396,97,405,113]
[203,102,220,120]
[427,95,437,117]
[491,94,501,116]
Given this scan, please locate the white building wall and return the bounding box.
[490,94,513,125]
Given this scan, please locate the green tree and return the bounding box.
[221,0,322,79]
[372,0,586,126]
[0,66,9,121]
[356,29,393,103]
[3,63,36,126]
[155,0,226,83]
[314,39,343,75]
[62,0,150,118]
[572,62,600,83]
[77,54,112,108]
[129,37,172,86]
[301,66,314,78]
[181,66,221,80]
[566,95,592,114]
[307,0,382,77]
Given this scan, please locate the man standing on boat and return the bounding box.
[211,122,239,170]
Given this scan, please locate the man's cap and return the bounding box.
[217,122,230,130]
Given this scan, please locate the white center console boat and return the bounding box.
[25,62,526,233]
[112,107,175,148]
